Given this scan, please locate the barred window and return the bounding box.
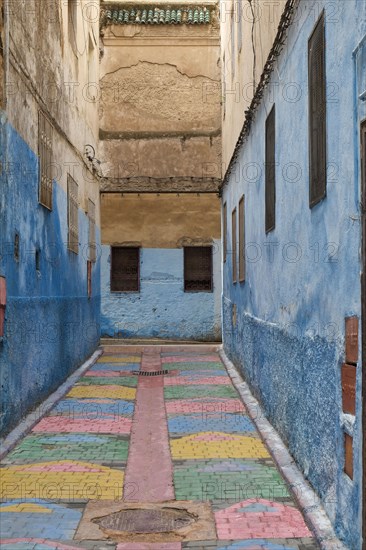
[67,174,79,254]
[88,199,96,262]
[38,111,53,210]
[111,247,140,292]
[184,246,212,292]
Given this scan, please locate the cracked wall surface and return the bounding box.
[99,20,222,185]
[101,62,219,134]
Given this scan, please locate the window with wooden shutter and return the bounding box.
[88,199,96,262]
[308,12,326,207]
[237,0,242,53]
[87,260,92,298]
[232,208,237,283]
[67,174,79,254]
[223,202,227,263]
[265,105,276,232]
[38,110,53,210]
[184,247,212,292]
[239,196,245,282]
[68,0,78,54]
[111,247,140,292]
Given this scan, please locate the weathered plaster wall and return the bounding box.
[99,17,221,182]
[0,0,102,436]
[222,1,366,547]
[99,10,222,341]
[101,193,221,247]
[221,0,286,169]
[101,241,222,340]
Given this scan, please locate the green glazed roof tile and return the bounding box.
[104,6,212,25]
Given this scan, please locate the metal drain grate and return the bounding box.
[132,370,169,377]
[94,508,195,534]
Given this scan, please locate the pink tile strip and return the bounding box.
[165,398,245,414]
[164,376,230,386]
[215,499,312,540]
[84,370,135,377]
[32,417,132,434]
[0,540,81,550]
[162,355,219,363]
[123,349,175,502]
[117,544,181,550]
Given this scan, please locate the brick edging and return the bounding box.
[0,348,103,460]
[219,348,348,550]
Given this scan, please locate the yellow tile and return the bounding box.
[67,385,136,400]
[170,432,270,459]
[0,461,124,500]
[97,356,140,363]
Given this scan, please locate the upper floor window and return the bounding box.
[67,174,79,254]
[238,196,245,282]
[88,199,96,262]
[68,0,78,53]
[232,207,237,283]
[237,0,242,53]
[223,202,227,263]
[308,12,326,207]
[265,105,276,232]
[38,110,53,210]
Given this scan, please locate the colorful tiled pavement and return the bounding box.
[0,346,318,550]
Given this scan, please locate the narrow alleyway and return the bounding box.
[0,346,318,550]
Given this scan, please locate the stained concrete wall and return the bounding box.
[0,0,102,436]
[221,1,366,547]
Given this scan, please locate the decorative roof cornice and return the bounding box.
[101,5,212,27]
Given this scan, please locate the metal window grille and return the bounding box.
[88,199,96,262]
[111,247,140,292]
[308,12,326,207]
[223,202,227,263]
[67,174,79,254]
[265,105,276,232]
[232,208,237,283]
[38,110,53,210]
[184,246,212,292]
[238,196,245,282]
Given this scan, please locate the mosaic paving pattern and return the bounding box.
[0,352,139,547]
[165,351,318,548]
[0,347,318,549]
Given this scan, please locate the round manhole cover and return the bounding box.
[94,507,196,534]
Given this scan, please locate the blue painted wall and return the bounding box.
[0,115,101,437]
[101,244,221,341]
[222,1,366,547]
